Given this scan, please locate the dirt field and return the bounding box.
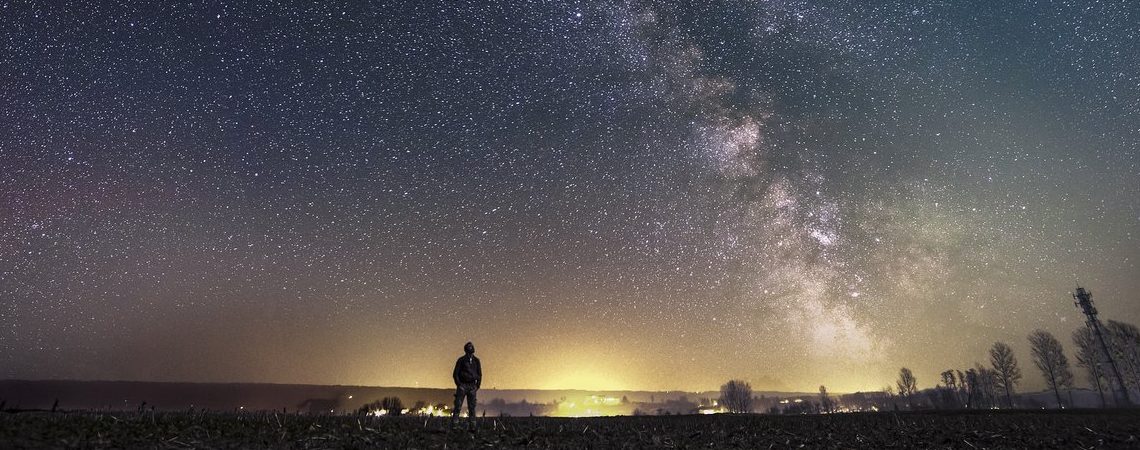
[2,410,1138,449]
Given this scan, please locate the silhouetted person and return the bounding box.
[452,341,481,429]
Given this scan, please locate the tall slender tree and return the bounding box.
[955,369,969,408]
[940,370,956,389]
[937,370,961,409]
[1105,321,1140,393]
[1029,330,1074,408]
[989,342,1022,408]
[976,365,1000,409]
[1073,327,1107,407]
[897,367,918,409]
[963,369,978,408]
[818,385,833,413]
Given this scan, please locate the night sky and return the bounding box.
[3,1,1139,393]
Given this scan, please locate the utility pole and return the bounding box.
[1072,286,1131,407]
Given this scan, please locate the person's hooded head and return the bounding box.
[464,342,475,355]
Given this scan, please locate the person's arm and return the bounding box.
[475,359,482,389]
[453,359,461,385]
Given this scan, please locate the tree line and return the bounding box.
[897,320,1140,410]
[717,319,1139,414]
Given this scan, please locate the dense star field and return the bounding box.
[2,1,1138,393]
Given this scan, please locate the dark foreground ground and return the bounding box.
[2,410,1139,449]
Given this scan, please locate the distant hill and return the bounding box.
[0,380,814,413]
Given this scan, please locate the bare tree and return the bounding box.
[940,370,956,388]
[1073,327,1107,407]
[955,369,969,407]
[896,367,917,408]
[719,380,753,413]
[937,370,961,409]
[381,396,405,416]
[982,367,1001,408]
[1029,330,1074,409]
[967,364,999,409]
[818,385,833,413]
[1105,320,1140,393]
[963,368,979,408]
[989,342,1021,408]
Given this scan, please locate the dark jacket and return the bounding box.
[453,354,481,387]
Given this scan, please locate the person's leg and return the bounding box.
[466,389,477,428]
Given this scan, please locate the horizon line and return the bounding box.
[0,378,830,394]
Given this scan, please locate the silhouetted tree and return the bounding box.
[963,368,979,408]
[989,342,1021,408]
[1105,320,1140,392]
[954,370,969,407]
[940,386,962,409]
[818,385,833,413]
[940,370,956,389]
[942,370,958,407]
[896,368,917,408]
[965,365,999,409]
[381,397,405,416]
[1029,330,1074,408]
[718,380,753,413]
[1073,327,1108,407]
[934,370,961,409]
[781,399,815,415]
[357,401,376,415]
[979,365,1000,408]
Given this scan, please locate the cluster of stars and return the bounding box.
[2,1,1137,392]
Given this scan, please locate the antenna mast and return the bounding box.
[1073,286,1132,407]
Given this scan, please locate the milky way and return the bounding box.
[3,1,1139,392]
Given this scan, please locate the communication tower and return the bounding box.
[1073,286,1131,407]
